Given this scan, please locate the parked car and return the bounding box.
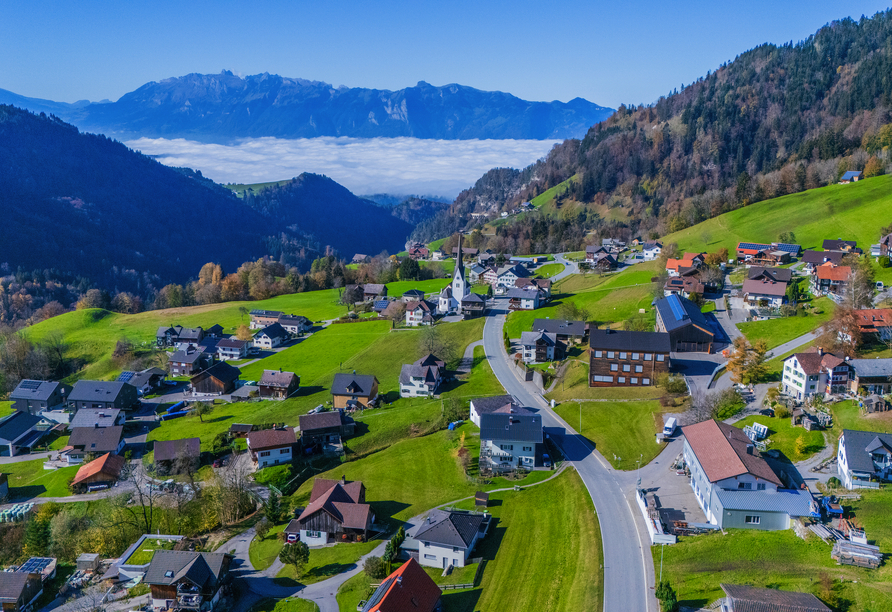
[877,281,885,291]
[543,453,552,468]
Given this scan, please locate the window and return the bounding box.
[279,449,289,454]
[632,353,639,360]
[594,351,603,358]
[307,531,322,538]
[607,351,615,358]
[523,446,532,452]
[745,515,761,525]
[643,378,650,385]
[592,375,614,383]
[622,364,631,372]
[631,378,638,384]
[424,554,437,560]
[618,377,626,383]
[500,444,514,451]
[757,483,766,491]
[656,355,666,362]
[635,365,643,373]
[610,364,618,371]
[260,451,270,457]
[619,352,627,359]
[644,354,652,361]
[738,482,752,490]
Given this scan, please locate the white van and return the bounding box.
[663,417,678,437]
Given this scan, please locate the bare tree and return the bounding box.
[113,461,159,535]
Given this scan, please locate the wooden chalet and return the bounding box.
[70,452,126,492]
[258,370,300,399]
[144,550,232,612]
[190,362,240,396]
[294,477,374,544]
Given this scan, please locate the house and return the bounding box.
[585,245,607,261]
[277,315,313,335]
[0,572,43,612]
[468,395,532,427]
[153,438,201,475]
[293,477,374,545]
[663,274,706,298]
[216,338,249,361]
[468,263,487,283]
[352,254,371,264]
[144,550,232,612]
[190,362,240,397]
[167,347,213,377]
[253,322,289,349]
[67,426,125,463]
[452,246,479,259]
[600,237,626,251]
[249,309,283,329]
[412,510,489,570]
[0,412,48,457]
[363,284,387,300]
[781,348,849,400]
[852,308,892,342]
[229,423,253,438]
[736,242,801,264]
[68,409,124,430]
[801,249,846,274]
[507,287,540,311]
[642,241,663,260]
[460,293,487,319]
[10,381,68,416]
[258,370,300,399]
[399,354,445,398]
[204,324,224,338]
[837,429,892,489]
[822,238,861,254]
[878,232,892,259]
[172,327,205,350]
[120,368,167,396]
[247,428,296,468]
[742,270,789,308]
[516,278,552,300]
[654,295,715,353]
[839,170,863,184]
[666,253,705,276]
[863,394,888,413]
[589,329,670,387]
[402,289,426,302]
[358,558,441,612]
[847,358,892,395]
[405,299,436,326]
[519,331,565,363]
[479,412,543,470]
[331,374,379,409]
[68,380,139,411]
[408,246,429,260]
[811,264,851,297]
[481,263,531,290]
[437,236,470,314]
[587,251,618,271]
[718,584,830,612]
[299,410,355,449]
[682,419,813,530]
[71,452,126,492]
[532,319,586,344]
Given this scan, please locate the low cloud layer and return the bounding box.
[126,136,559,197]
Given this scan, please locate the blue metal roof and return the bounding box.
[841,170,862,180]
[714,488,815,517]
[667,294,686,321]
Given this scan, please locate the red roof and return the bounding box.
[854,308,892,332]
[815,264,851,281]
[72,452,125,485]
[299,479,371,530]
[247,428,296,451]
[365,558,442,612]
[681,420,781,485]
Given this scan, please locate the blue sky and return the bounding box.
[2,1,890,108]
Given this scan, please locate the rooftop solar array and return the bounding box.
[774,243,802,253]
[19,557,53,574]
[18,380,43,390]
[117,371,135,383]
[737,242,771,251]
[667,294,687,321]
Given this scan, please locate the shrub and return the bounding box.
[828,476,842,489]
[363,556,387,579]
[775,405,791,419]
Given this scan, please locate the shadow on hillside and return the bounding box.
[293,385,325,398]
[10,485,47,500]
[441,589,482,611]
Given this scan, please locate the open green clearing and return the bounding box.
[248,523,288,570]
[736,297,834,349]
[504,260,659,339]
[553,400,667,470]
[656,528,892,610]
[732,414,824,462]
[831,399,892,440]
[125,538,177,565]
[546,359,663,402]
[0,401,12,418]
[275,540,379,586]
[3,459,78,498]
[534,263,564,278]
[224,180,293,197]
[383,278,450,297]
[249,597,319,612]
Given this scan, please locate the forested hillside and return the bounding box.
[420,10,892,245]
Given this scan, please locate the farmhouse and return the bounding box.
[247,428,296,468]
[10,380,68,416]
[363,284,387,300]
[589,329,670,387]
[71,452,126,492]
[460,293,487,319]
[258,370,300,399]
[399,354,445,398]
[0,571,43,612]
[168,347,213,377]
[359,558,441,612]
[837,429,892,489]
[153,438,201,475]
[851,308,892,342]
[479,412,543,471]
[847,358,892,395]
[190,362,240,397]
[654,295,715,353]
[412,509,489,569]
[331,373,379,409]
[683,419,813,530]
[68,380,139,411]
[781,348,849,400]
[253,322,289,349]
[811,264,851,297]
[839,170,863,184]
[293,477,374,545]
[519,330,565,363]
[299,410,355,449]
[144,550,232,612]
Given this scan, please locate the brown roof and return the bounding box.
[247,428,296,451]
[299,480,371,530]
[72,452,126,485]
[299,410,350,433]
[742,278,788,297]
[853,308,892,332]
[720,584,831,612]
[364,557,442,612]
[815,264,851,281]
[259,370,299,388]
[406,299,434,312]
[154,437,200,462]
[681,420,782,485]
[69,426,123,453]
[217,338,249,349]
[310,478,364,503]
[792,349,845,375]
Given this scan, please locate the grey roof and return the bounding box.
[496,264,531,278]
[470,395,515,415]
[747,267,793,283]
[520,331,558,347]
[216,338,249,349]
[299,410,351,432]
[713,488,815,517]
[143,550,229,589]
[822,239,858,251]
[589,329,671,353]
[0,572,32,601]
[250,309,283,317]
[69,409,121,429]
[479,413,543,443]
[10,380,62,402]
[532,319,585,336]
[259,370,299,388]
[68,380,133,403]
[278,314,311,326]
[721,584,831,612]
[331,373,378,398]
[0,412,42,443]
[842,429,892,473]
[126,368,166,389]
[69,426,123,453]
[154,438,201,462]
[168,349,206,364]
[363,283,386,295]
[469,264,486,274]
[742,278,788,297]
[848,358,892,378]
[654,295,713,335]
[461,293,485,304]
[256,322,289,340]
[403,289,426,298]
[801,250,845,266]
[414,510,486,548]
[642,241,662,250]
[506,287,539,299]
[191,361,240,384]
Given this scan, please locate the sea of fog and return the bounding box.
[126,136,560,198]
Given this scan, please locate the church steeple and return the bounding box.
[454,234,465,282]
[452,234,468,298]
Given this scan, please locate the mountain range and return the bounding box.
[0,72,613,142]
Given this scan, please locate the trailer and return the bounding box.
[822,495,844,517]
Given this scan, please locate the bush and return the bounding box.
[828,476,842,489]
[656,373,688,395]
[713,388,746,420]
[363,556,386,579]
[775,405,791,419]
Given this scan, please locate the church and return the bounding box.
[437,236,471,314]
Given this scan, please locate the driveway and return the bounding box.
[482,298,657,612]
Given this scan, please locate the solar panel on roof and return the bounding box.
[19,380,43,390]
[19,557,53,573]
[117,371,135,383]
[738,242,771,251]
[775,243,801,253]
[667,294,687,321]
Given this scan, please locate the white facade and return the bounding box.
[405,305,432,326]
[253,333,284,350]
[217,344,247,361]
[837,431,892,490]
[438,254,469,314]
[483,439,537,468]
[746,292,784,308]
[511,292,539,310]
[643,246,662,260]
[255,445,292,468]
[299,529,329,547]
[417,540,473,569]
[399,375,437,398]
[781,355,820,400]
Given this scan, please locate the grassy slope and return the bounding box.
[0,401,12,418]
[3,459,78,498]
[546,359,663,402]
[249,597,319,612]
[275,541,379,586]
[249,523,288,570]
[534,263,564,278]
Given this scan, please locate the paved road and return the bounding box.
[482,298,657,612]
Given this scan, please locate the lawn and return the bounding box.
[249,523,288,570]
[337,572,373,612]
[553,400,668,470]
[3,459,78,498]
[125,538,177,565]
[534,263,564,278]
[249,597,319,612]
[546,359,663,402]
[384,279,450,298]
[732,414,825,462]
[656,528,892,610]
[0,401,12,418]
[275,540,379,586]
[736,297,834,350]
[830,399,892,440]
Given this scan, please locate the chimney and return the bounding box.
[746,444,754,455]
[341,475,346,485]
[817,346,823,356]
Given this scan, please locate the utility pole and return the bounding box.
[659,542,664,583]
[636,453,643,488]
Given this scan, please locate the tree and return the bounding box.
[235,324,253,341]
[844,254,876,309]
[819,306,861,357]
[726,337,768,385]
[265,491,283,524]
[255,518,271,540]
[194,402,213,423]
[655,580,678,612]
[279,540,310,577]
[779,231,797,244]
[363,556,387,579]
[399,258,421,281]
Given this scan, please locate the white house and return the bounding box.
[277,315,312,335]
[682,419,813,530]
[642,241,663,260]
[507,287,540,310]
[399,354,445,398]
[437,237,470,315]
[412,509,489,569]
[468,264,487,283]
[781,348,849,400]
[479,412,543,470]
[253,322,289,349]
[482,264,531,290]
[405,299,435,326]
[519,331,563,363]
[247,428,296,468]
[216,338,249,361]
[837,429,892,489]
